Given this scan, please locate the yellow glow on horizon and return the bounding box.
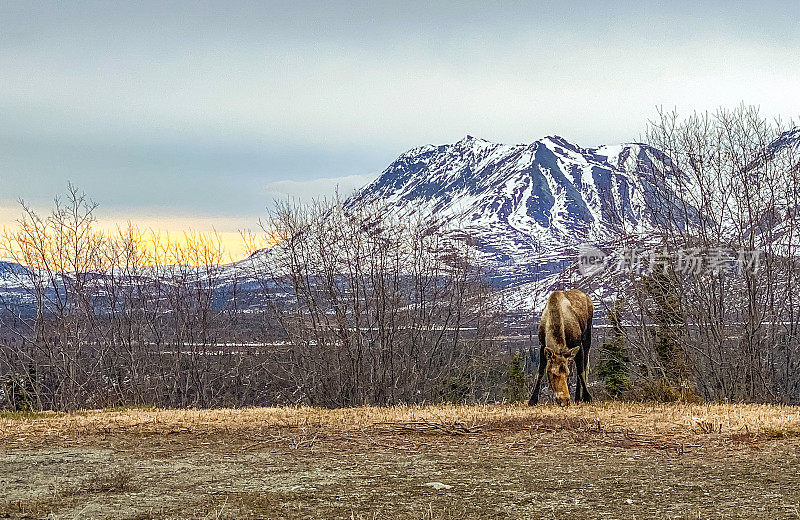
[0,207,273,265]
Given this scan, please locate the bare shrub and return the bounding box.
[242,197,501,406]
[617,105,800,403]
[0,187,501,410]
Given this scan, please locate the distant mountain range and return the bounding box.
[3,131,799,313]
[343,134,700,307]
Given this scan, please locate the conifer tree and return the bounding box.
[503,353,526,402]
[596,298,629,398]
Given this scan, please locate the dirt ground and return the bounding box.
[1,403,800,519]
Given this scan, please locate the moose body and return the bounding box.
[529,289,593,406]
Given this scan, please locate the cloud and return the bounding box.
[4,3,800,151]
[2,1,800,227]
[0,203,21,230]
[265,173,378,203]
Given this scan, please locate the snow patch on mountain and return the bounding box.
[345,134,684,291]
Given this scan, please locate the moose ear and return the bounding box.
[566,347,580,360]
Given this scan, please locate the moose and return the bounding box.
[529,289,593,406]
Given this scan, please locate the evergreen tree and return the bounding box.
[503,353,526,402]
[639,263,696,401]
[596,298,629,398]
[643,268,686,382]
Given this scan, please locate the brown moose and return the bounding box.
[528,289,593,406]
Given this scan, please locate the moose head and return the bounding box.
[544,346,580,406]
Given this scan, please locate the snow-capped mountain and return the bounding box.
[345,134,692,290]
[3,131,798,315]
[0,261,34,308]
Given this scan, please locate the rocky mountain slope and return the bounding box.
[3,131,799,314]
[344,134,693,296]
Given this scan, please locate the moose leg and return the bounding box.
[528,344,547,405]
[574,348,584,402]
[580,324,592,402]
[580,349,592,402]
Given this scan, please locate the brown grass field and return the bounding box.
[2,402,800,519]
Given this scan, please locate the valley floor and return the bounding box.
[1,403,800,519]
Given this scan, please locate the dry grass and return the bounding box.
[0,467,136,519]
[82,467,136,493]
[2,401,799,442]
[2,402,800,519]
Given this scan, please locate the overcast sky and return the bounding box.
[2,0,800,255]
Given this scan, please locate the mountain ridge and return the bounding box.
[344,133,692,292]
[3,130,798,313]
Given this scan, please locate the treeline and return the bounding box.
[593,105,800,404]
[3,105,800,411]
[0,187,503,411]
